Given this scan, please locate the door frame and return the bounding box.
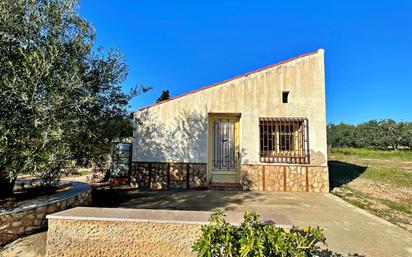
[207,113,241,184]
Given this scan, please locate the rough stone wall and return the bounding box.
[130,162,207,190]
[308,166,329,192]
[0,188,91,246]
[286,166,307,192]
[264,166,285,191]
[241,165,329,192]
[46,219,201,257]
[241,165,263,191]
[189,164,209,188]
[131,162,328,192]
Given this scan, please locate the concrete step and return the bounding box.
[207,183,243,190]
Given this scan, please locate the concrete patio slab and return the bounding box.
[92,189,412,257]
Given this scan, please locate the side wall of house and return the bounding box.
[131,50,329,192]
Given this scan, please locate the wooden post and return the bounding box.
[262,165,266,191]
[167,163,171,189]
[186,164,190,189]
[148,163,152,189]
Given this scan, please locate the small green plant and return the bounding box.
[192,210,326,257]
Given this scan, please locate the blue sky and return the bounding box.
[79,1,411,124]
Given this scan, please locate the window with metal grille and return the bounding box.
[259,118,309,164]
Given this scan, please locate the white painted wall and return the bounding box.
[133,50,328,166]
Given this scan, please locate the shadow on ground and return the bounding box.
[328,161,367,190]
[316,249,365,257]
[91,187,265,212]
[90,188,367,257]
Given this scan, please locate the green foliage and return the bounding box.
[330,147,412,161]
[0,0,139,196]
[156,89,170,103]
[329,149,412,187]
[192,210,326,257]
[327,120,412,149]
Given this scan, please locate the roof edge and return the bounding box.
[136,49,323,112]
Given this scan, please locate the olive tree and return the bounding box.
[0,0,139,198]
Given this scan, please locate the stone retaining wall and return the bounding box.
[130,162,207,189]
[0,182,91,246]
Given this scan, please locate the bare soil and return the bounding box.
[332,179,412,232]
[0,232,46,257]
[330,152,412,233]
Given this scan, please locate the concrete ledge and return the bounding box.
[47,207,290,226]
[45,207,290,257]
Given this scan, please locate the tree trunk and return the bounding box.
[0,167,15,199]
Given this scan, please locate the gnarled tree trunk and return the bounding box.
[0,167,15,199]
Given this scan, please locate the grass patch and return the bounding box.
[360,166,412,187]
[330,147,412,161]
[333,186,411,226]
[330,147,411,231]
[341,196,367,210]
[329,160,412,187]
[379,198,412,215]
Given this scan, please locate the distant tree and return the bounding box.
[156,90,170,103]
[353,120,381,148]
[0,0,143,198]
[327,123,356,148]
[327,119,412,150]
[399,122,412,148]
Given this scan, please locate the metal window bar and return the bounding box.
[259,118,309,164]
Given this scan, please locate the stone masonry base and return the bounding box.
[131,162,329,192]
[130,162,207,189]
[241,165,329,192]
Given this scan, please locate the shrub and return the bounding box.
[192,210,326,257]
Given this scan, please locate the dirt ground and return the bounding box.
[332,179,412,232]
[0,232,46,257]
[329,153,412,232]
[3,190,412,257]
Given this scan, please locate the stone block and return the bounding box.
[26,213,35,220]
[47,204,57,214]
[0,214,12,223]
[11,221,22,227]
[36,206,47,213]
[22,218,33,226]
[36,212,45,219]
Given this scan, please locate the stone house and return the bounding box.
[131,49,329,192]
